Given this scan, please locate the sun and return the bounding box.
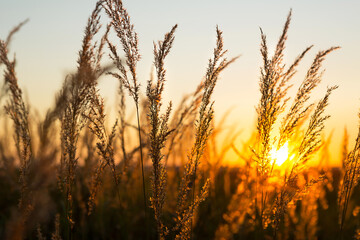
[270,142,293,166]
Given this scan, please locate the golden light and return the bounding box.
[270,142,293,166]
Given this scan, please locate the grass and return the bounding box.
[0,0,359,239]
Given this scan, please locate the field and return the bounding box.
[1,0,360,239]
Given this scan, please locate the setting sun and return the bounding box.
[270,142,293,166]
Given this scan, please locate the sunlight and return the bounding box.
[270,142,293,166]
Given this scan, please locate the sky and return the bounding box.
[1,0,360,165]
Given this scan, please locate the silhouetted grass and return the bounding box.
[1,1,359,240]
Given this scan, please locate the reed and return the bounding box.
[102,0,148,226]
[58,1,107,237]
[147,24,177,239]
[338,112,360,239]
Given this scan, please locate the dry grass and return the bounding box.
[1,1,359,240]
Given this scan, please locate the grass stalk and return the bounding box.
[136,104,148,218]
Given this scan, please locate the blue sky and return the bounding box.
[1,0,360,165]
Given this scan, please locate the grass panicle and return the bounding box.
[174,26,237,239]
[279,47,340,148]
[59,0,106,234]
[147,24,177,239]
[250,10,340,236]
[339,111,360,238]
[0,20,32,214]
[103,0,148,222]
[84,88,119,214]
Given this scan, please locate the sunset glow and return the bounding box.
[270,142,294,166]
